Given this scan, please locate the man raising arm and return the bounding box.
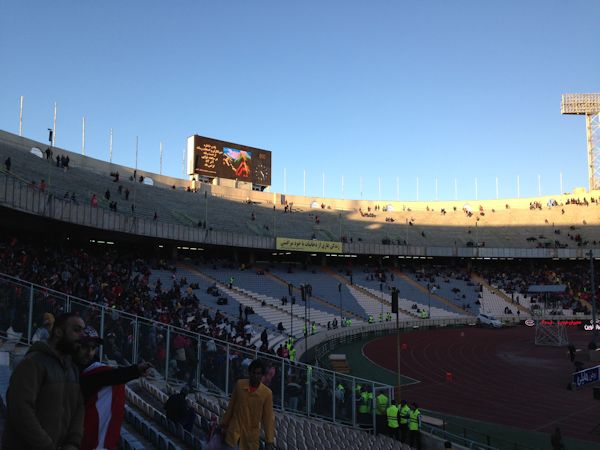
[75,326,152,450]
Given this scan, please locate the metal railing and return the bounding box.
[0,271,394,431]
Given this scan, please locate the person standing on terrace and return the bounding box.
[221,359,275,450]
[2,313,85,450]
[75,326,152,450]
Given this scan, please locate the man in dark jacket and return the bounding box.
[2,312,85,450]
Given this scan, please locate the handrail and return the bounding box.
[0,271,393,388]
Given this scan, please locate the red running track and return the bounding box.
[363,326,600,443]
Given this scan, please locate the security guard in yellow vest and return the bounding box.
[358,388,372,427]
[311,322,317,334]
[386,400,399,440]
[375,391,388,435]
[368,314,374,324]
[335,383,346,417]
[408,402,422,450]
[354,384,362,419]
[399,399,411,443]
[289,347,296,362]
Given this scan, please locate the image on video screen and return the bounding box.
[223,147,252,179]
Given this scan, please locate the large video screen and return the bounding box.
[190,135,271,185]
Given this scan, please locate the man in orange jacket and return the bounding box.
[221,359,275,450]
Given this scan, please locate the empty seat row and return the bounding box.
[124,404,181,450]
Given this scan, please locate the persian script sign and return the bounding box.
[276,237,343,254]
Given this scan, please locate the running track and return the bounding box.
[363,326,600,443]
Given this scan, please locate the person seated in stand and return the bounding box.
[165,385,196,432]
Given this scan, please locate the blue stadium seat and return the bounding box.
[141,421,150,440]
[157,434,168,450]
[147,427,158,445]
[168,419,177,435]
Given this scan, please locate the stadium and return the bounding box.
[3,3,600,450]
[1,90,600,450]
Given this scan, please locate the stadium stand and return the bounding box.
[4,129,600,250]
[1,128,598,449]
[2,229,515,448]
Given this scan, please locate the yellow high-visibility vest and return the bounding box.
[386,405,399,428]
[399,405,411,425]
[376,394,388,415]
[358,391,372,413]
[409,408,421,431]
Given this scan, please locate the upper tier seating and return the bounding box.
[4,132,600,249]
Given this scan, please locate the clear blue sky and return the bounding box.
[1,1,598,201]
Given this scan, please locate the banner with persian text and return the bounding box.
[276,237,343,254]
[572,364,600,388]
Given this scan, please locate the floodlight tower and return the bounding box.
[561,93,600,191]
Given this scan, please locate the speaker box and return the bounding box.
[593,387,600,400]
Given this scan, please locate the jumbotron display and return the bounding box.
[187,135,271,186]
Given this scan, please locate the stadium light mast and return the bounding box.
[52,103,57,147]
[590,251,598,342]
[81,116,86,156]
[19,96,24,136]
[109,129,113,163]
[159,141,163,175]
[561,93,600,191]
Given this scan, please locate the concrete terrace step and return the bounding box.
[180,264,299,339]
[392,269,472,316]
[267,270,367,321]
